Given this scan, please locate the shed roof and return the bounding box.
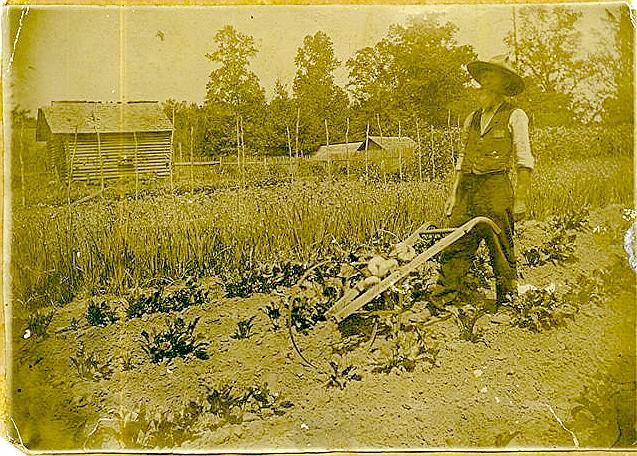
[359,136,417,151]
[315,142,363,159]
[37,101,173,135]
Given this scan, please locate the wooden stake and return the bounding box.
[416,119,422,181]
[364,122,370,181]
[286,125,293,179]
[133,131,139,200]
[345,117,350,179]
[67,128,78,229]
[19,119,25,206]
[325,119,331,180]
[398,120,403,181]
[170,106,175,194]
[96,129,104,193]
[295,107,300,160]
[190,124,194,194]
[236,116,240,171]
[430,125,436,179]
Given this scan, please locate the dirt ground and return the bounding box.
[10,205,636,450]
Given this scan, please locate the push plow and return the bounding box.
[287,216,504,370]
[325,216,502,323]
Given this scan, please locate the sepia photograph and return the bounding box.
[2,1,635,451]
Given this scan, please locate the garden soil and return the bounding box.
[10,205,636,450]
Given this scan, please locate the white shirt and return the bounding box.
[455,105,535,171]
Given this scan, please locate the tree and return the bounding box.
[347,14,476,132]
[293,31,349,152]
[203,25,266,155]
[264,80,296,155]
[161,99,204,159]
[505,7,584,126]
[597,6,634,125]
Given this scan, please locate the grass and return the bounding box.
[10,127,633,315]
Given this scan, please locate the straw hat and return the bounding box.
[467,55,525,96]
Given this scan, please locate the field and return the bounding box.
[8,126,636,449]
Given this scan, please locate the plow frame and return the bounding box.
[325,216,502,323]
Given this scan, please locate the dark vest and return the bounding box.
[461,102,515,174]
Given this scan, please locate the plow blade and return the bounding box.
[325,216,501,323]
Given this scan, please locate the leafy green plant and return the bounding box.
[522,228,577,267]
[26,310,54,338]
[204,381,293,424]
[522,208,589,267]
[373,328,440,374]
[126,277,208,319]
[231,316,256,340]
[509,288,577,332]
[287,279,338,333]
[97,401,203,448]
[224,262,308,298]
[548,206,590,232]
[262,304,282,331]
[447,303,485,342]
[325,357,362,389]
[140,316,209,363]
[205,381,249,424]
[244,383,294,416]
[69,343,113,380]
[86,296,119,326]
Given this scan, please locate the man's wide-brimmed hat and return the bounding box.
[467,54,525,96]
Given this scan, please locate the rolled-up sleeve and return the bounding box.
[455,112,475,171]
[509,108,534,170]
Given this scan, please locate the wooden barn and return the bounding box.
[36,101,173,182]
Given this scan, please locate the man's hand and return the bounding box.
[444,192,456,217]
[513,197,526,221]
[514,167,532,222]
[445,172,461,217]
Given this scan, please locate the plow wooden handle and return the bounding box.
[325,216,501,323]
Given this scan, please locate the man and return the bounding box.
[438,54,534,309]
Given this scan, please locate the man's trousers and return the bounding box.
[438,172,517,301]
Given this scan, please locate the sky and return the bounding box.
[3,3,616,114]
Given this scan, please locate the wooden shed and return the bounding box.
[36,101,173,182]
